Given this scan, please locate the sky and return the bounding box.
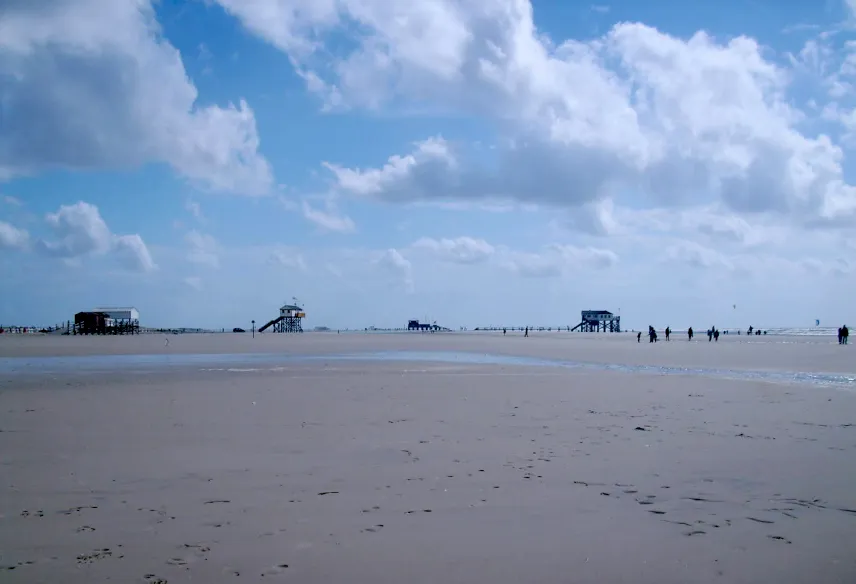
[1,0,856,331]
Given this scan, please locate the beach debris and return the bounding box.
[317,491,339,496]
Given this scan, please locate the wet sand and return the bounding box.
[1,333,855,583]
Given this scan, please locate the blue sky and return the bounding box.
[2,0,856,331]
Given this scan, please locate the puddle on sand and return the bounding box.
[0,350,854,389]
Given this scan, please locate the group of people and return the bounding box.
[637,326,718,343]
[838,325,850,345]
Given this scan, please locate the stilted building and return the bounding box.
[258,304,305,333]
[571,310,621,332]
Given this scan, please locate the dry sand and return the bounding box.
[1,332,855,583]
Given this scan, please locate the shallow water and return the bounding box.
[0,350,854,389]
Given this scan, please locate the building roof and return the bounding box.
[280,304,303,311]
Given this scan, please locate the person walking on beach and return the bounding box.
[714,329,720,342]
[637,331,642,343]
[665,326,671,341]
[838,327,843,344]
[688,327,693,341]
[842,325,849,345]
[524,326,529,338]
[503,328,507,336]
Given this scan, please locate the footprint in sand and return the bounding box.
[767,535,792,544]
[77,548,113,564]
[361,524,384,533]
[59,505,98,516]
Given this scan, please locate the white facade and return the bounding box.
[93,307,140,321]
[279,305,303,317]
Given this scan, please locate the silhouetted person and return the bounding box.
[503,328,507,336]
[708,328,713,342]
[714,329,720,342]
[842,325,849,345]
[524,326,529,338]
[688,327,693,340]
[637,331,642,343]
[665,326,671,341]
[838,327,843,344]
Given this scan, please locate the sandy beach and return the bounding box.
[1,332,855,583]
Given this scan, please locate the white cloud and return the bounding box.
[2,195,23,206]
[412,236,495,263]
[301,200,356,233]
[375,248,414,292]
[268,248,307,270]
[0,221,29,250]
[323,137,454,201]
[0,0,272,194]
[185,230,220,268]
[406,233,617,278]
[114,234,157,272]
[220,1,856,228]
[35,202,155,272]
[41,202,113,257]
[502,244,618,277]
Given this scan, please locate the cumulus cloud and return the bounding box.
[0,0,272,194]
[301,200,356,233]
[218,0,856,228]
[375,248,414,292]
[0,221,29,250]
[35,202,156,271]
